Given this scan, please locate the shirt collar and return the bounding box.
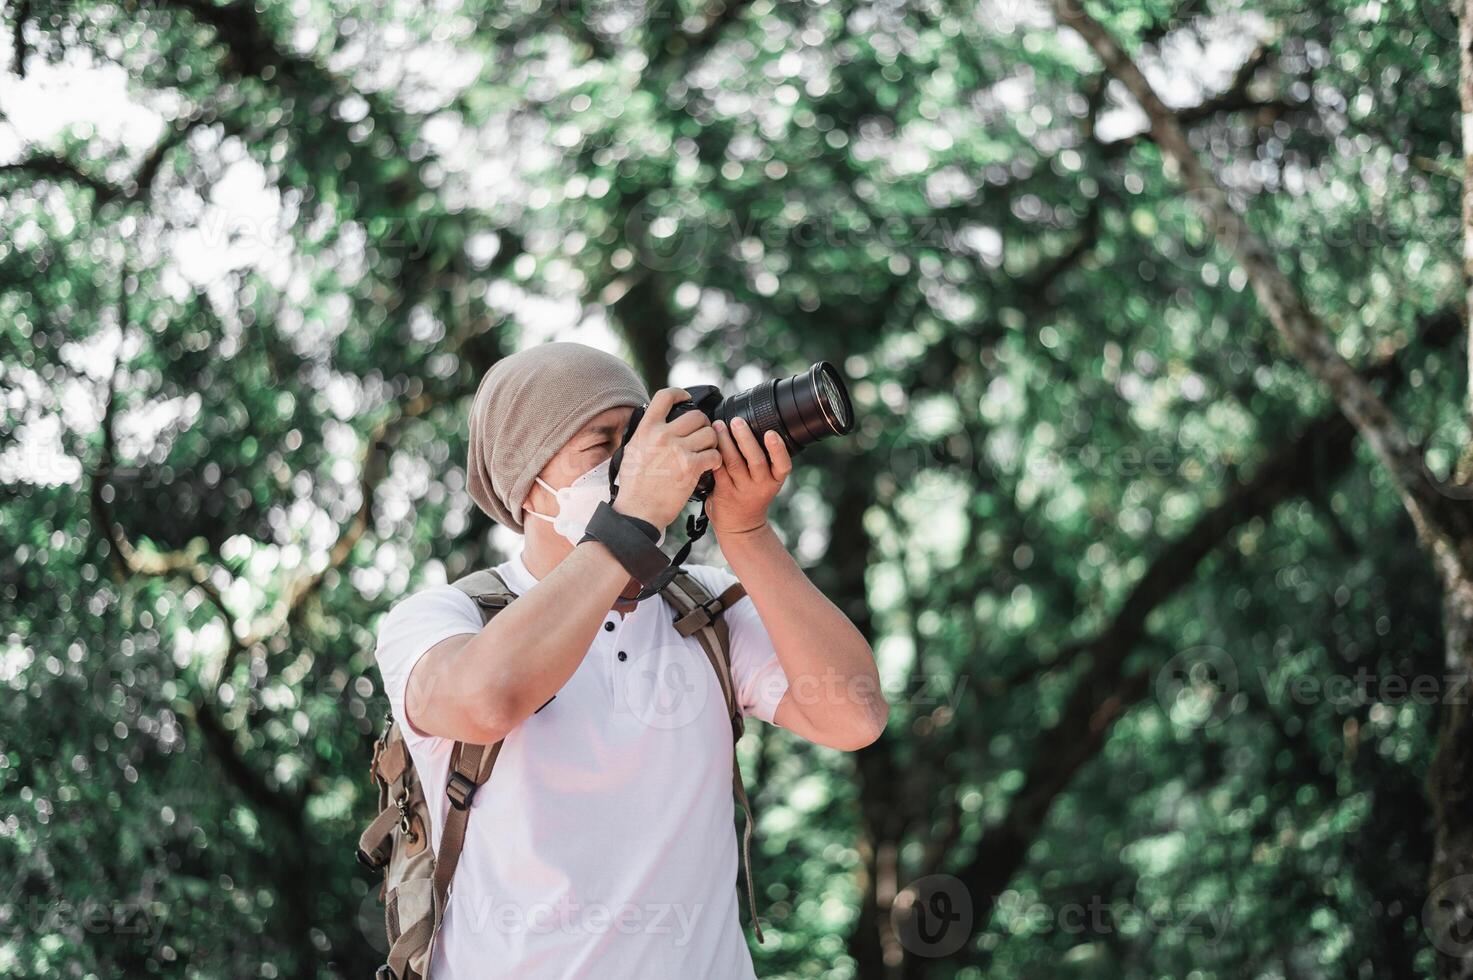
[500,549,538,596]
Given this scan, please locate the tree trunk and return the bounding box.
[815,471,900,979]
[1431,2,1473,975]
[1462,0,1473,421]
[1428,577,1473,978]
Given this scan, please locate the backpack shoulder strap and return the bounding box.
[660,569,765,944]
[429,740,502,916]
[450,567,517,625]
[430,568,516,916]
[663,570,748,736]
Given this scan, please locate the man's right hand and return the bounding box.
[611,387,721,531]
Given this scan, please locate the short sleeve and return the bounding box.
[374,585,485,750]
[685,564,790,725]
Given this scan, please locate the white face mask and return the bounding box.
[524,457,665,547]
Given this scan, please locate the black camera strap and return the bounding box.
[577,501,669,587]
[605,403,713,600]
[605,404,644,501]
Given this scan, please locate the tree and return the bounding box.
[1,0,1463,977]
[1045,1,1472,976]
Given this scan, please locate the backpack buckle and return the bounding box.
[356,846,386,870]
[446,771,478,810]
[675,594,724,635]
[376,966,397,980]
[394,795,419,843]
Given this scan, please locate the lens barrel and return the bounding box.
[716,361,855,455]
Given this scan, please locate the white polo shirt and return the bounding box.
[373,551,790,979]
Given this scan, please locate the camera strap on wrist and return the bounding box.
[643,507,707,597]
[578,500,666,586]
[605,401,716,599]
[579,500,710,601]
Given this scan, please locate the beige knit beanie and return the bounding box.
[467,342,651,533]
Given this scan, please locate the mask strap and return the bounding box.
[525,475,562,525]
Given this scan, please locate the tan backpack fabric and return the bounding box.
[358,566,762,980]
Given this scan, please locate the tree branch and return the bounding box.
[9,0,29,78]
[233,392,439,656]
[946,307,1461,937]
[1093,43,1296,155]
[1021,197,1103,298]
[1,111,213,206]
[1,154,123,203]
[89,288,303,822]
[1053,0,1473,585]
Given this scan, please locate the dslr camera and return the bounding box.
[612,361,857,502]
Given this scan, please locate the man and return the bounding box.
[374,342,887,978]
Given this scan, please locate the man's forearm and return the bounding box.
[717,522,888,746]
[474,541,628,689]
[413,540,631,743]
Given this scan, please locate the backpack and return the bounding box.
[357,565,763,980]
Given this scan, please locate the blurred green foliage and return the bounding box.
[0,0,1465,977]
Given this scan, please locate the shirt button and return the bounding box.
[604,621,615,632]
[617,651,628,662]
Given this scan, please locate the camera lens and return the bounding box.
[718,361,855,454]
[813,362,853,433]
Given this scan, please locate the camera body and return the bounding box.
[663,384,727,501]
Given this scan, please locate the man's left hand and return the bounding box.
[706,416,792,538]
